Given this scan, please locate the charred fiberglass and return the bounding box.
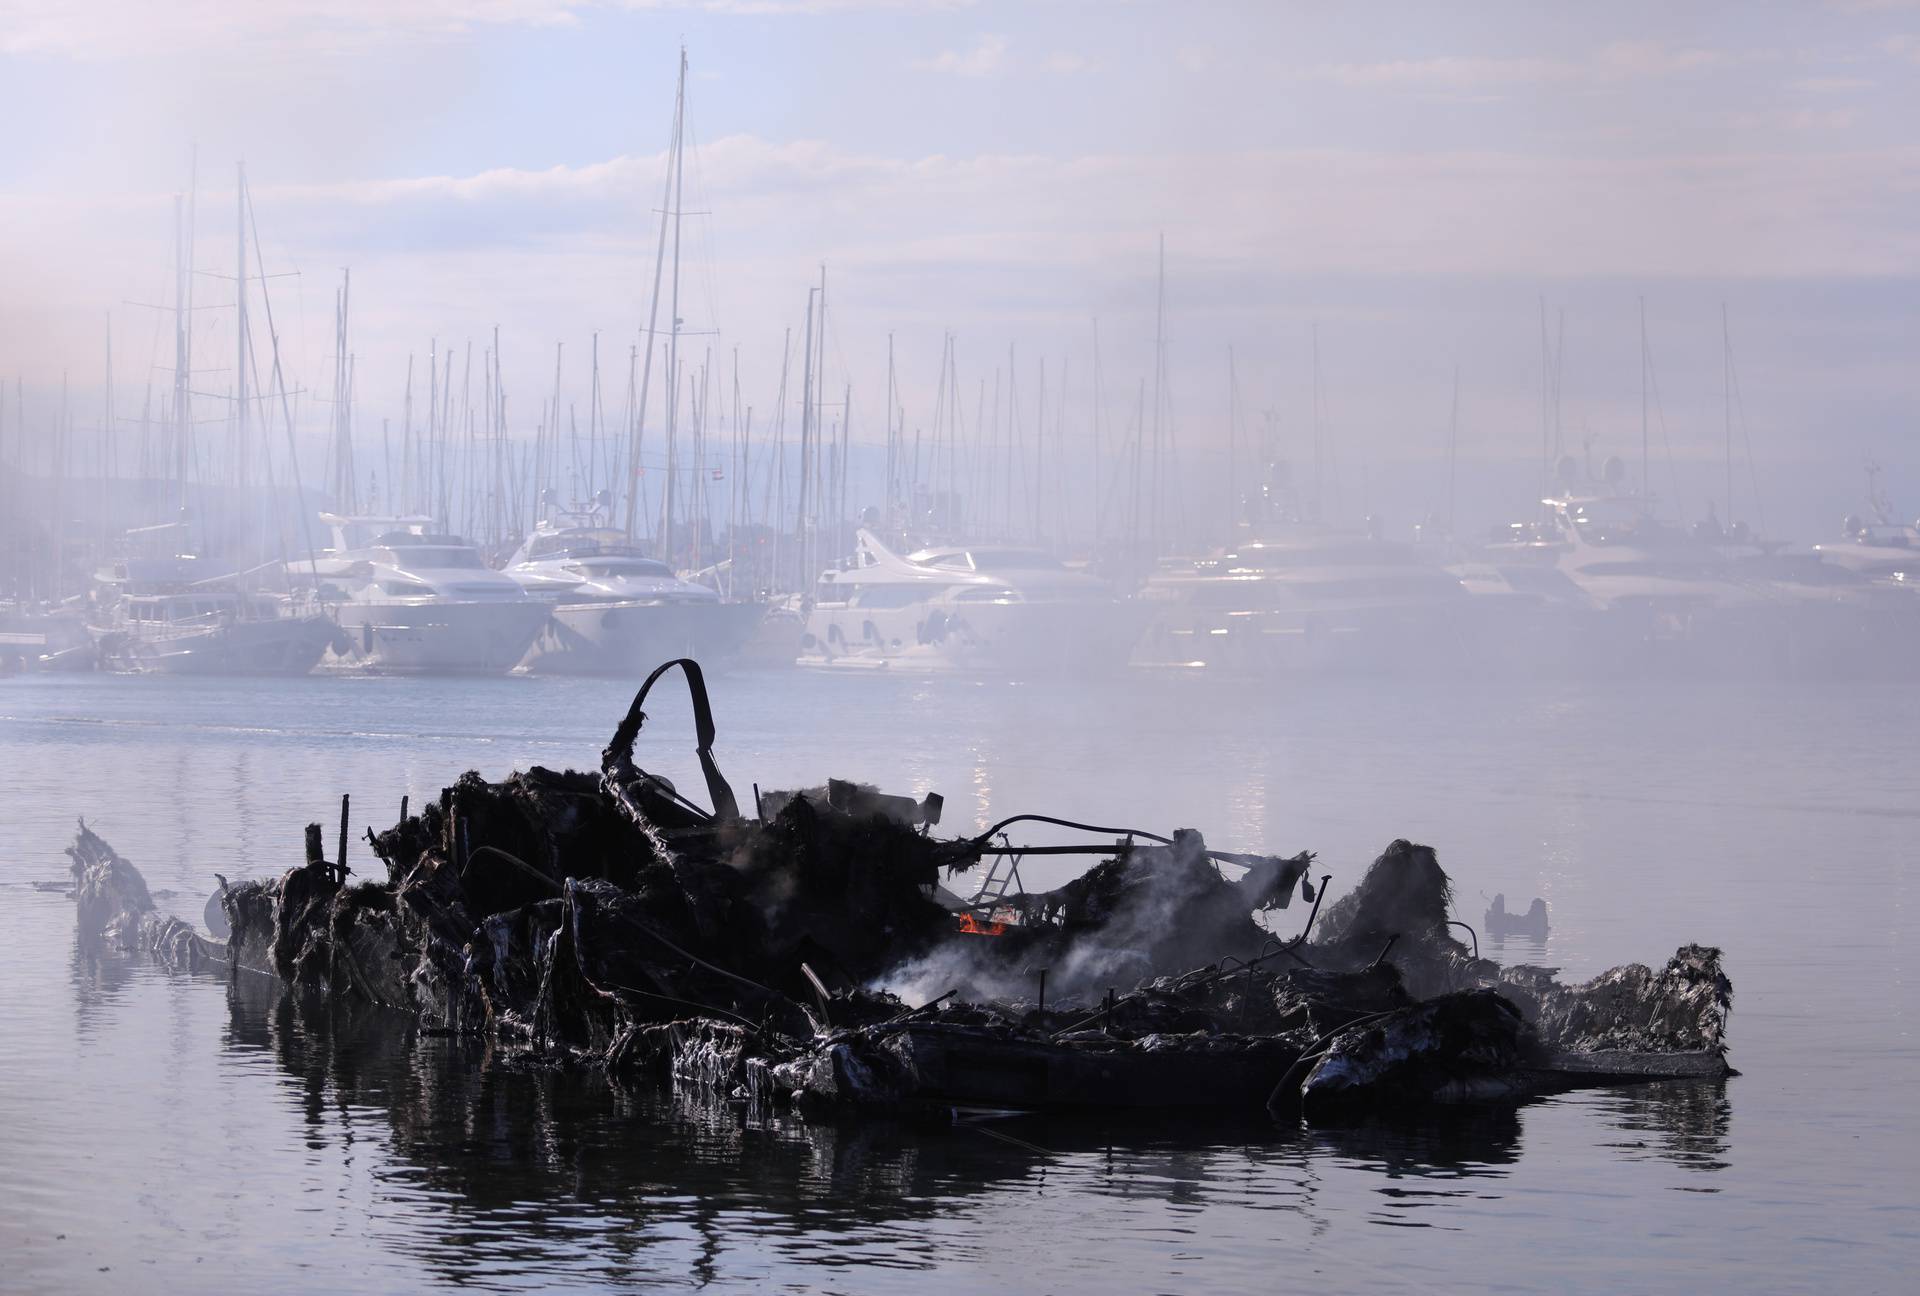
[68,659,1730,1124]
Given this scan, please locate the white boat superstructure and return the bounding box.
[1812,520,1920,585]
[501,520,763,674]
[802,530,1142,672]
[1532,490,1918,675]
[1136,530,1475,673]
[1539,493,1758,618]
[304,515,549,674]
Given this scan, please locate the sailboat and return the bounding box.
[89,526,341,676]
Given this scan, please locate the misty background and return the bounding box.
[2,0,1917,544]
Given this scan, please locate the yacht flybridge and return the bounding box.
[300,515,549,675]
[500,515,764,675]
[802,530,1142,672]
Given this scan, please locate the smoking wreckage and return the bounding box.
[66,660,1732,1123]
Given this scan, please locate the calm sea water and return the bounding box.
[0,668,1914,1294]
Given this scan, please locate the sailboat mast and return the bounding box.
[172,192,189,508]
[1311,320,1323,523]
[234,161,249,491]
[1447,365,1459,537]
[812,265,826,576]
[1639,295,1649,500]
[1226,344,1237,541]
[1151,233,1165,553]
[798,287,816,590]
[624,47,685,542]
[663,64,688,568]
[1722,301,1733,528]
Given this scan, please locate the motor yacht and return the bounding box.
[1135,528,1475,674]
[801,530,1143,673]
[302,515,549,674]
[500,515,764,674]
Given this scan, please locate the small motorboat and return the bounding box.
[1485,892,1549,940]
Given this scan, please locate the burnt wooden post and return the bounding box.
[304,823,325,867]
[336,794,350,880]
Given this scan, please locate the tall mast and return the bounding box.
[797,286,816,588]
[1091,317,1104,544]
[1151,233,1165,553]
[1311,320,1323,522]
[172,192,189,505]
[625,46,686,541]
[1723,302,1733,528]
[663,56,688,566]
[1639,295,1649,500]
[1226,344,1238,541]
[234,161,249,490]
[1447,365,1459,538]
[103,314,116,480]
[812,264,826,576]
[885,333,898,525]
[769,326,791,593]
[180,148,197,509]
[1538,296,1550,495]
[840,383,852,547]
[589,331,601,504]
[1035,354,1047,542]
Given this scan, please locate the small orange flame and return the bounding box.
[956,912,1007,936]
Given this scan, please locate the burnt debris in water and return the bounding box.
[65,658,1733,1121]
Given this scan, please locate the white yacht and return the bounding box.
[1526,486,1912,676]
[801,530,1143,673]
[1812,520,1920,585]
[500,516,764,675]
[88,555,339,676]
[1135,529,1476,674]
[302,515,550,675]
[1811,466,1920,589]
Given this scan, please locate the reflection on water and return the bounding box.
[3,671,1915,1292]
[195,961,1737,1288]
[1593,1082,1734,1179]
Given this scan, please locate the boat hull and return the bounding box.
[327,601,551,675]
[93,615,340,676]
[518,599,766,675]
[1132,597,1480,675]
[801,598,1147,675]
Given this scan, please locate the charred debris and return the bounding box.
[67,658,1732,1122]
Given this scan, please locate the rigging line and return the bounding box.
[681,107,726,350]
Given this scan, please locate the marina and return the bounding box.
[3,3,1917,1292]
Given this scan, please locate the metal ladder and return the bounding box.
[967,836,1027,911]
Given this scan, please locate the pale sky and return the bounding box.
[2,0,1916,534]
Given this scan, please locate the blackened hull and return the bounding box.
[885,1025,1297,1112]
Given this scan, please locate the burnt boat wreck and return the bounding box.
[68,659,1733,1121]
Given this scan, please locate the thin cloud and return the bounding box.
[1792,75,1876,91]
[0,0,968,58]
[914,32,1007,77]
[1317,40,1754,92]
